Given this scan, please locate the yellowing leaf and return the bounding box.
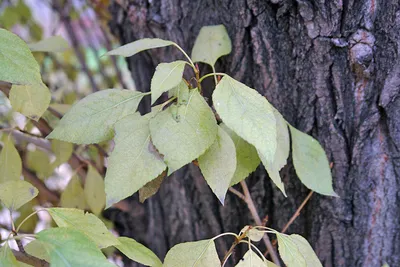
[150,61,186,104]
[213,76,276,166]
[150,90,218,173]
[198,126,236,204]
[115,237,162,267]
[235,250,278,267]
[0,136,22,183]
[289,125,337,196]
[26,149,53,180]
[163,239,220,267]
[248,228,264,242]
[47,208,119,248]
[220,123,260,186]
[47,89,146,144]
[139,172,165,203]
[105,38,175,57]
[191,25,232,66]
[28,36,69,53]
[105,113,166,208]
[51,139,73,167]
[36,228,115,267]
[0,28,42,85]
[9,82,51,120]
[0,180,38,210]
[60,175,87,210]
[84,165,106,215]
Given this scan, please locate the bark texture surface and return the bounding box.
[106,1,400,266]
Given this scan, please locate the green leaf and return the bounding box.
[247,228,264,242]
[0,180,38,210]
[60,175,87,210]
[15,198,39,233]
[24,240,51,262]
[51,139,73,168]
[276,233,322,267]
[36,228,115,267]
[150,61,186,104]
[163,239,220,267]
[47,207,119,248]
[26,149,53,179]
[220,123,260,186]
[0,28,42,85]
[47,89,146,144]
[258,110,289,196]
[150,90,217,173]
[105,38,175,57]
[105,113,166,208]
[198,126,236,204]
[213,75,276,167]
[0,136,22,183]
[0,243,19,266]
[289,125,337,196]
[139,172,165,203]
[191,25,232,66]
[84,165,106,215]
[168,80,190,105]
[115,237,162,267]
[235,250,278,267]
[28,36,69,53]
[9,82,51,120]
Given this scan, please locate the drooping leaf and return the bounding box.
[163,239,220,267]
[0,28,42,85]
[9,82,51,120]
[15,198,39,233]
[24,240,51,262]
[150,90,218,173]
[247,228,264,242]
[47,208,119,248]
[28,36,69,53]
[276,233,322,267]
[289,125,337,196]
[150,61,186,104]
[0,136,22,183]
[84,165,106,215]
[115,237,162,267]
[191,25,232,67]
[198,126,236,204]
[235,250,278,267]
[60,175,87,210]
[213,76,276,166]
[51,139,73,168]
[0,180,38,210]
[168,80,190,105]
[139,172,165,203]
[47,89,146,144]
[0,243,19,266]
[105,38,175,57]
[220,123,260,186]
[105,113,166,208]
[36,228,115,267]
[26,149,53,180]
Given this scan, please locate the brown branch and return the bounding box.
[12,249,49,267]
[228,187,246,202]
[22,168,60,204]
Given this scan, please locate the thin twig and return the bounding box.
[239,181,281,266]
[12,249,49,267]
[228,187,246,201]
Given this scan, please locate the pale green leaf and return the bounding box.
[26,149,53,179]
[139,172,165,203]
[105,113,166,208]
[84,165,106,215]
[47,207,119,248]
[276,233,322,267]
[168,80,190,105]
[24,240,51,262]
[28,36,69,53]
[115,237,162,267]
[150,90,217,173]
[198,126,236,204]
[60,175,87,210]
[49,103,71,115]
[0,136,22,183]
[213,76,276,167]
[248,228,264,242]
[0,180,38,210]
[235,250,278,267]
[163,239,220,267]
[150,61,186,104]
[15,198,39,233]
[191,25,232,66]
[105,38,175,57]
[0,28,42,85]
[289,125,337,196]
[47,89,146,144]
[9,82,51,120]
[36,228,115,267]
[0,243,19,267]
[51,139,73,168]
[220,123,260,186]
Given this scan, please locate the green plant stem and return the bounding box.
[9,209,15,232]
[16,209,46,233]
[198,72,226,83]
[211,65,218,85]
[9,234,36,241]
[173,44,195,69]
[211,232,239,241]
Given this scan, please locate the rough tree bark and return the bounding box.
[105,1,400,266]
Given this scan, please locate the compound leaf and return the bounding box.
[0,180,38,210]
[0,136,22,183]
[115,237,162,267]
[28,36,69,53]
[105,38,175,57]
[84,165,106,216]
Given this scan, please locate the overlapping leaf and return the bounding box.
[51,139,73,168]
[115,237,162,267]
[28,36,69,53]
[84,165,106,215]
[0,180,38,210]
[168,80,190,105]
[235,250,278,267]
[105,38,175,57]
[60,175,87,210]
[0,136,22,183]
[0,244,18,266]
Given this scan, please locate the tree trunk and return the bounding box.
[105,1,400,266]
